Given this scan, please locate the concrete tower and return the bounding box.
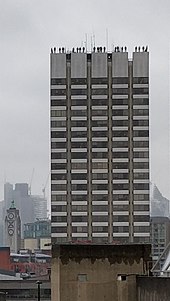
[50,46,150,244]
[5,201,21,253]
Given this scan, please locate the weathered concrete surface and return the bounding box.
[137,276,170,301]
[51,244,151,301]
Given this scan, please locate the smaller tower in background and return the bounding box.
[5,201,21,253]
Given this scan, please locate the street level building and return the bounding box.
[50,46,150,244]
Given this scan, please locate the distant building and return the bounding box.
[24,220,51,252]
[5,202,21,253]
[4,183,34,235]
[50,46,150,244]
[151,216,170,270]
[31,195,47,220]
[3,183,48,238]
[150,184,169,217]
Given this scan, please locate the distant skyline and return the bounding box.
[0,0,170,201]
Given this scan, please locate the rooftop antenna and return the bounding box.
[106,28,109,52]
[93,32,95,49]
[85,33,87,52]
[4,171,6,184]
[28,168,35,196]
[91,35,93,52]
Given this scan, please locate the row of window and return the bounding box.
[51,119,149,128]
[51,140,149,148]
[51,162,149,169]
[51,193,149,202]
[52,204,149,212]
[51,77,148,86]
[51,98,148,107]
[51,183,149,191]
[51,172,149,181]
[51,109,149,117]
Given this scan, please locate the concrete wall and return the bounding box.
[133,52,149,77]
[51,244,151,301]
[71,53,87,78]
[91,53,107,77]
[137,276,170,301]
[112,52,128,77]
[51,54,66,78]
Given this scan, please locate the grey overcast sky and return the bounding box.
[0,0,170,205]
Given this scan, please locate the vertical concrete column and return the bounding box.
[87,60,92,240]
[51,257,60,301]
[108,60,113,243]
[117,275,137,301]
[128,62,134,243]
[67,61,71,241]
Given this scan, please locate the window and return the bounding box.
[133,130,149,137]
[51,99,67,106]
[133,141,149,148]
[71,131,87,138]
[112,120,128,126]
[113,152,128,158]
[51,89,66,96]
[71,142,87,148]
[133,119,149,126]
[133,109,149,116]
[51,120,66,127]
[113,183,129,190]
[133,77,148,84]
[112,88,128,95]
[133,183,149,190]
[51,163,67,170]
[51,227,67,233]
[112,99,128,105]
[51,173,67,180]
[112,141,129,148]
[77,274,87,282]
[51,184,67,191]
[112,77,129,84]
[71,78,87,84]
[133,152,149,158]
[133,98,149,105]
[51,78,66,85]
[133,88,149,95]
[92,99,108,106]
[51,142,66,149]
[92,110,108,116]
[51,153,67,159]
[71,89,87,95]
[113,173,129,179]
[113,162,129,169]
[71,110,87,116]
[133,162,149,169]
[92,184,108,190]
[51,216,67,222]
[51,131,67,138]
[112,109,128,116]
[71,152,87,159]
[71,184,87,190]
[92,88,108,95]
[91,78,108,84]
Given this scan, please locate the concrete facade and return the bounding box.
[137,276,170,301]
[51,243,150,301]
[50,47,150,245]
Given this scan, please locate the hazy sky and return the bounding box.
[0,0,170,205]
